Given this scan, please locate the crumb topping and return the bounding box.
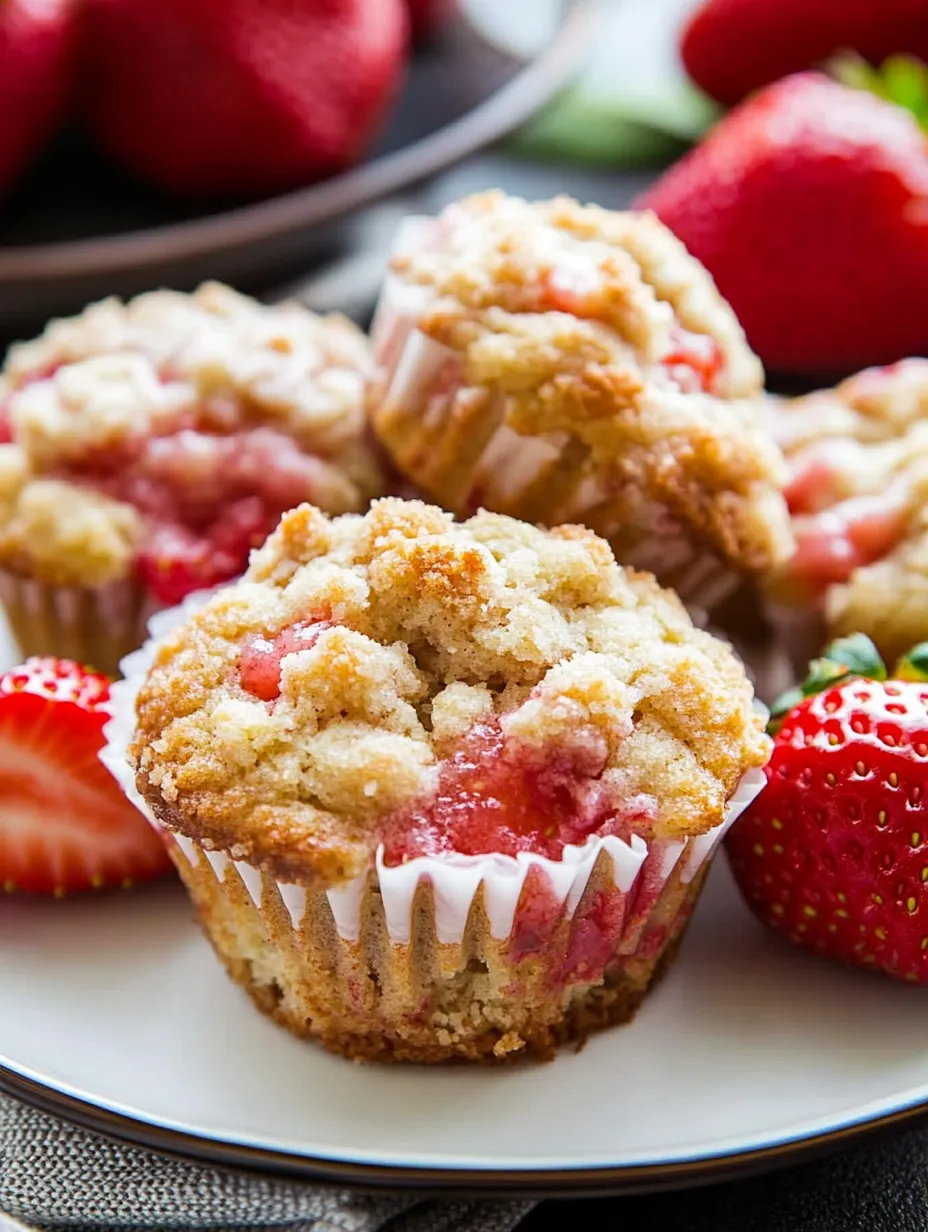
[0,283,382,590]
[770,361,928,605]
[393,193,762,397]
[131,498,769,886]
[372,192,791,578]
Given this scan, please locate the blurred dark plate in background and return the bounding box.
[0,0,593,335]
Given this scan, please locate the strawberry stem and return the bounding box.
[768,634,886,734]
[812,633,887,683]
[830,52,928,131]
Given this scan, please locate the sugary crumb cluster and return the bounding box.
[131,498,769,886]
[0,283,382,594]
[385,192,764,397]
[769,360,928,662]
[371,192,792,578]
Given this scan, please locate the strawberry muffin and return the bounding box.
[108,497,769,1062]
[768,359,928,668]
[0,283,382,674]
[370,191,793,613]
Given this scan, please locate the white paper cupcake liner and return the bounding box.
[100,594,768,951]
[0,568,161,677]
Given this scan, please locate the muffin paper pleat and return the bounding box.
[0,568,160,677]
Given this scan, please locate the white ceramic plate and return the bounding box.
[0,605,925,1194]
[3,836,928,1193]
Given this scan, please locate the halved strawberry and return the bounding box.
[0,657,173,896]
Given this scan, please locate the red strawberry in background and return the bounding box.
[681,0,928,107]
[727,634,928,984]
[638,72,928,377]
[0,0,76,195]
[406,0,458,42]
[79,0,409,198]
[0,657,173,896]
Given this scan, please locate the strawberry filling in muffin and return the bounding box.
[238,632,698,988]
[128,499,769,1059]
[536,266,723,393]
[0,284,383,618]
[238,619,667,985]
[239,616,332,701]
[238,616,657,864]
[384,206,730,398]
[53,422,351,604]
[783,441,911,593]
[788,497,909,590]
[237,614,673,988]
[379,718,656,863]
[509,875,634,981]
[659,326,724,394]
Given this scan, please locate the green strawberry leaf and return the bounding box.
[509,80,720,169]
[831,52,928,131]
[882,54,928,123]
[894,642,928,682]
[814,633,887,683]
[767,686,804,735]
[767,634,887,735]
[830,51,887,96]
[509,89,688,168]
[601,82,722,143]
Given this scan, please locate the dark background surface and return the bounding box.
[522,1120,928,1231]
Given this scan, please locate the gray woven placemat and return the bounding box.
[0,1095,532,1232]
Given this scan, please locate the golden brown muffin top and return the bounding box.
[0,283,382,587]
[131,498,769,887]
[373,192,791,578]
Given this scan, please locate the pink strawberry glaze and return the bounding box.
[238,618,331,701]
[381,718,653,864]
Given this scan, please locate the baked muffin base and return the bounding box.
[0,568,156,677]
[169,836,708,1064]
[233,924,690,1064]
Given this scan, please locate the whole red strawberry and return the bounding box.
[727,634,928,984]
[682,0,928,107]
[79,0,408,198]
[0,657,173,895]
[0,0,76,195]
[638,73,928,376]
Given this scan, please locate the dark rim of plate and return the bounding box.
[1,1062,927,1196]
